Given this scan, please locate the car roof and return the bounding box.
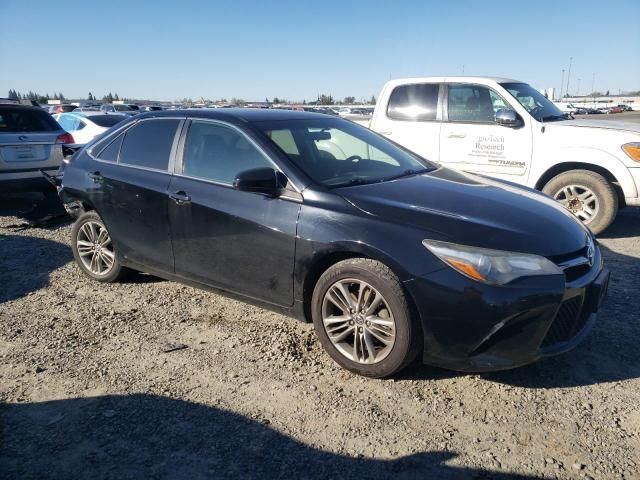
[136,108,329,122]
[383,76,523,88]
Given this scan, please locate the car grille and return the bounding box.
[540,295,591,349]
[550,245,594,282]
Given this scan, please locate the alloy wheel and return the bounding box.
[553,184,599,224]
[321,279,396,364]
[76,221,115,276]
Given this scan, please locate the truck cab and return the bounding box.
[369,77,640,234]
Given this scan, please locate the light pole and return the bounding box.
[577,78,581,97]
[591,73,596,105]
[566,57,573,98]
[560,69,565,99]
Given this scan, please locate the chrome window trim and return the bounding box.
[177,118,302,194]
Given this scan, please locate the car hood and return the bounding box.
[337,167,590,257]
[554,118,640,134]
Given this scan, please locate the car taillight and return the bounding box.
[56,132,75,144]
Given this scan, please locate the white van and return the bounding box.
[368,77,640,233]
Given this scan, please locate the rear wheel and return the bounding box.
[71,211,128,282]
[543,169,618,235]
[311,258,421,378]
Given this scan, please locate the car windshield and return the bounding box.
[114,105,133,111]
[251,118,435,188]
[501,82,568,122]
[0,107,60,132]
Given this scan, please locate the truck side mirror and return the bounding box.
[495,109,523,128]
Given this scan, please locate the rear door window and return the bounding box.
[58,114,80,132]
[387,83,439,121]
[96,133,125,162]
[118,119,180,171]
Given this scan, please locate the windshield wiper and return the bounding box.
[328,177,375,188]
[381,167,432,182]
[541,114,570,122]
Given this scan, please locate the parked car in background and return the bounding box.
[74,106,101,113]
[50,104,78,114]
[53,112,127,145]
[368,77,640,234]
[58,109,609,378]
[607,106,624,114]
[0,104,73,192]
[126,104,141,112]
[141,105,163,111]
[100,104,137,116]
[618,104,633,112]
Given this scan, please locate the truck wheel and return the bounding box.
[311,258,421,378]
[543,169,618,235]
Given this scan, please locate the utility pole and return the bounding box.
[560,69,565,99]
[566,57,573,98]
[577,78,581,96]
[462,64,465,75]
[591,73,596,105]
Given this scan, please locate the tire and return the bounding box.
[542,169,618,235]
[311,258,421,378]
[71,211,129,282]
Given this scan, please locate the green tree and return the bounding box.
[59,92,65,101]
[114,93,120,101]
[343,96,356,104]
[369,95,376,105]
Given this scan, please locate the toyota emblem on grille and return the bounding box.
[586,235,595,266]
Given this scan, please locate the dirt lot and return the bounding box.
[1,194,639,480]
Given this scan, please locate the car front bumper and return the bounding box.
[405,250,609,372]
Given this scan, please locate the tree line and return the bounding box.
[6,89,125,104]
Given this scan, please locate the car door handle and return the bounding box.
[88,171,102,182]
[448,133,467,139]
[169,191,191,205]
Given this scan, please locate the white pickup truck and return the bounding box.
[367,77,640,234]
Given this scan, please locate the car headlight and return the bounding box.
[422,240,562,286]
[622,142,640,162]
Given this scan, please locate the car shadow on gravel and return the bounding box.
[0,394,541,480]
[0,234,73,304]
[400,243,640,389]
[598,208,640,240]
[0,192,70,229]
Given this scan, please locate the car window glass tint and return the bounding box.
[119,119,179,170]
[97,133,124,162]
[387,83,439,121]
[183,121,272,184]
[0,108,60,132]
[448,85,498,123]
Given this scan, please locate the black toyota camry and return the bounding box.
[58,109,609,377]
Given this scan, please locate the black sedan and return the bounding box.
[58,109,609,377]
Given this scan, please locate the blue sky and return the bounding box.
[1,0,638,101]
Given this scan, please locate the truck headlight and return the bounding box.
[422,240,562,286]
[622,142,640,162]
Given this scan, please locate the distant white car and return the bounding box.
[53,112,127,145]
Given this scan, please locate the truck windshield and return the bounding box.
[251,118,435,188]
[501,82,568,122]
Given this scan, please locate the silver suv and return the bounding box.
[0,105,72,192]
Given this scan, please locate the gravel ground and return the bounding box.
[1,193,639,480]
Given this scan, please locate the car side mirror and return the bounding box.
[495,108,523,128]
[233,167,287,196]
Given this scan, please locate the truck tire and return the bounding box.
[542,169,618,235]
[311,258,422,378]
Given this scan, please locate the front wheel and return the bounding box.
[311,258,421,378]
[71,211,129,282]
[542,169,618,235]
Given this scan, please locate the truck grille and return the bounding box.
[540,295,591,349]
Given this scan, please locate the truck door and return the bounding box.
[439,83,532,182]
[371,83,441,162]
